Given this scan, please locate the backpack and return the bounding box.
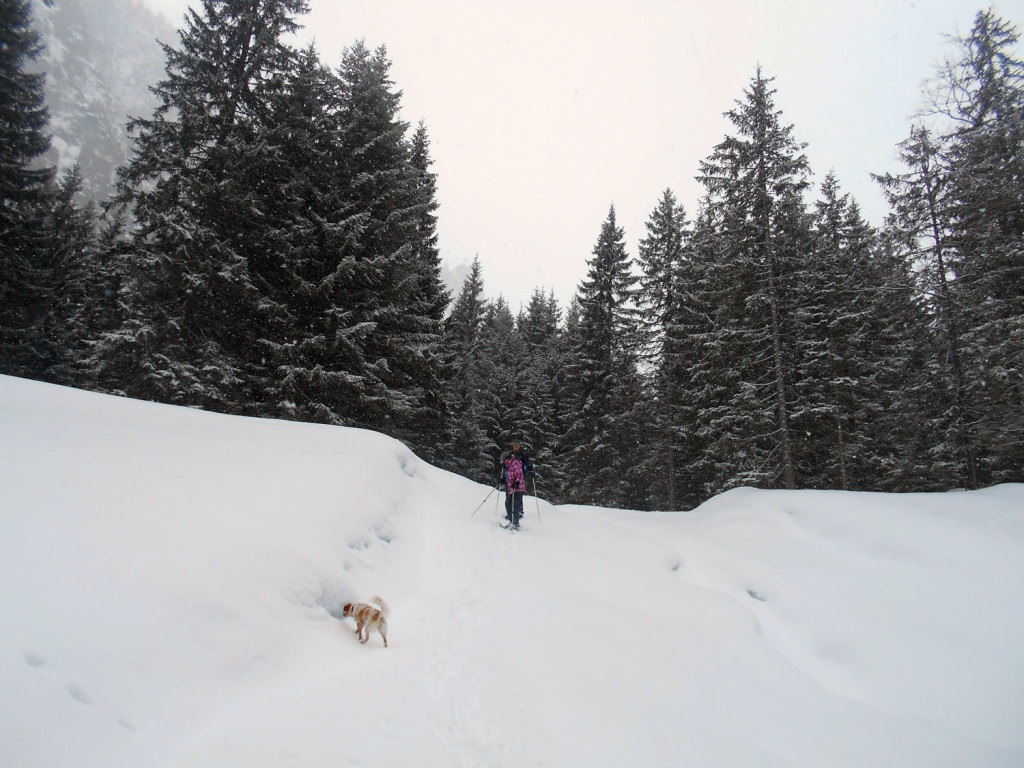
[504,455,526,493]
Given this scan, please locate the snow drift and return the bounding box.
[1,374,1022,767]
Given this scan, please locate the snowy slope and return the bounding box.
[1,374,1023,768]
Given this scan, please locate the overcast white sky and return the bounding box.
[138,0,1011,310]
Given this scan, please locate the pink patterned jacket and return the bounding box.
[504,456,526,493]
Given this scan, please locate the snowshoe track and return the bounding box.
[420,520,520,766]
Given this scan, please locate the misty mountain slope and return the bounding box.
[32,0,172,202]
[1,374,1022,767]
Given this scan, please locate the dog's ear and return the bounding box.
[342,603,352,614]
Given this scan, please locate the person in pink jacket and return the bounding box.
[499,442,535,530]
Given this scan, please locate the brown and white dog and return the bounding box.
[342,596,390,647]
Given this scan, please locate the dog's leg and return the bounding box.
[380,618,388,648]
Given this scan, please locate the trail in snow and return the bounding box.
[420,520,520,767]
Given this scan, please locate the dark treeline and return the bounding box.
[2,0,1021,509]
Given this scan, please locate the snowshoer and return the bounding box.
[500,442,535,530]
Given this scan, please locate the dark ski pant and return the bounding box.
[505,491,524,526]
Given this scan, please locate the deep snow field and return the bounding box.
[2,373,1023,767]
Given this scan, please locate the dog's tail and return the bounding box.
[371,595,390,618]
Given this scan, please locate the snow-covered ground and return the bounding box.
[2,373,1023,768]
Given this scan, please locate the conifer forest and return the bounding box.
[2,0,1022,509]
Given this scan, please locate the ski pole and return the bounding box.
[471,485,499,517]
[532,477,541,522]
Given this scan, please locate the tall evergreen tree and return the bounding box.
[77,211,129,393]
[409,121,445,312]
[98,0,310,410]
[869,229,946,492]
[477,296,523,473]
[694,68,811,492]
[403,120,451,453]
[669,208,726,505]
[43,166,98,386]
[877,10,1024,488]
[562,206,641,507]
[0,0,56,378]
[549,297,584,502]
[875,126,974,485]
[252,43,355,423]
[516,288,563,495]
[637,189,688,364]
[636,189,691,508]
[936,9,1024,483]
[442,258,491,480]
[445,257,488,350]
[333,41,448,444]
[793,174,906,490]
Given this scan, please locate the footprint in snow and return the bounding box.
[67,684,93,705]
[25,651,135,729]
[24,652,48,669]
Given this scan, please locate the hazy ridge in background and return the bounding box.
[31,0,171,204]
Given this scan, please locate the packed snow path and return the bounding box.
[2,374,1023,767]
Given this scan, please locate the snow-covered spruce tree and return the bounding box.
[561,206,643,508]
[935,9,1024,484]
[876,125,979,488]
[548,296,585,503]
[516,289,564,498]
[403,120,451,454]
[877,10,1024,489]
[868,229,947,492]
[543,293,576,503]
[637,190,688,364]
[97,0,309,411]
[249,41,422,430]
[791,174,915,490]
[331,41,449,445]
[0,0,56,379]
[444,257,487,352]
[41,166,99,387]
[409,122,446,310]
[251,43,353,424]
[660,207,721,508]
[476,297,525,476]
[442,258,492,482]
[636,188,692,509]
[76,211,130,393]
[672,209,728,503]
[694,68,811,493]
